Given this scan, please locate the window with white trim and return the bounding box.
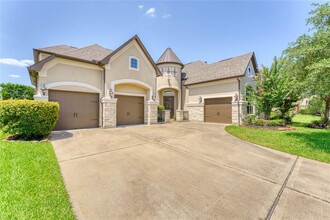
[129,56,139,70]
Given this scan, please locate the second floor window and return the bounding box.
[130,57,138,70]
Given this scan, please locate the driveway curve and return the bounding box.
[51,122,330,220]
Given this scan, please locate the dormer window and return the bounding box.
[129,56,139,70]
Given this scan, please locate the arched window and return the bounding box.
[129,56,139,70]
[246,85,254,114]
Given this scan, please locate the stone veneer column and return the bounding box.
[164,110,171,123]
[176,110,184,122]
[102,97,117,128]
[186,103,204,122]
[144,100,158,125]
[33,95,48,101]
[232,100,248,125]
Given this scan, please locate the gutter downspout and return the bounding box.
[237,78,241,126]
[99,64,106,129]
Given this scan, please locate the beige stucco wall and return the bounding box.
[240,60,257,99]
[38,58,103,95]
[156,63,182,92]
[105,41,156,100]
[185,78,238,106]
[115,84,147,96]
[39,52,51,61]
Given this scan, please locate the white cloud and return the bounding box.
[163,14,172,19]
[0,58,34,67]
[138,5,144,9]
[145,8,156,17]
[9,74,21,78]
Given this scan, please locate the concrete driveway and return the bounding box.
[51,122,330,220]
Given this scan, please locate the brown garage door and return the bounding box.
[49,90,99,130]
[205,97,232,123]
[116,95,144,126]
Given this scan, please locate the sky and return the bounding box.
[0,0,320,86]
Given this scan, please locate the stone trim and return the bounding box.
[102,97,117,128]
[144,100,158,125]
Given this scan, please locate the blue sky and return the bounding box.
[0,0,317,86]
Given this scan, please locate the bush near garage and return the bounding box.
[265,119,285,127]
[0,100,59,140]
[243,115,256,125]
[252,119,265,126]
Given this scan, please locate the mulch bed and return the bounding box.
[243,125,296,131]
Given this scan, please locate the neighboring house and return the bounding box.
[28,35,257,130]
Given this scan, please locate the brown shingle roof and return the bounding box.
[183,52,257,85]
[36,45,78,54]
[62,44,112,62]
[157,48,183,66]
[35,44,112,62]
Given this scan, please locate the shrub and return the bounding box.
[304,97,325,116]
[299,108,309,115]
[243,115,256,125]
[157,105,165,112]
[252,119,264,126]
[0,100,59,139]
[307,120,329,129]
[265,119,284,127]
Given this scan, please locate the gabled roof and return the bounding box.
[29,35,162,77]
[156,48,183,67]
[100,35,161,76]
[183,52,258,85]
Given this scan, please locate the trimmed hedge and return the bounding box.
[252,119,264,126]
[265,119,284,127]
[0,100,59,139]
[243,115,256,125]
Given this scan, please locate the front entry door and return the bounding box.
[164,96,174,118]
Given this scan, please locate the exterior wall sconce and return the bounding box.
[199,96,203,104]
[109,88,114,98]
[152,92,156,101]
[41,84,48,96]
[234,93,238,102]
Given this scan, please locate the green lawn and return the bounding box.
[225,115,330,163]
[0,131,75,219]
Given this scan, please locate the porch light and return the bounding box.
[234,93,238,102]
[41,84,48,96]
[199,96,202,103]
[109,89,114,98]
[152,92,156,101]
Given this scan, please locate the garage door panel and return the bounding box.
[205,98,232,124]
[116,95,144,126]
[49,90,99,130]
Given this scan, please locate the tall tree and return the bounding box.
[0,83,35,100]
[284,3,330,124]
[248,57,300,122]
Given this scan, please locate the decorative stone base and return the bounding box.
[34,95,48,101]
[144,100,158,125]
[102,97,117,128]
[186,103,204,121]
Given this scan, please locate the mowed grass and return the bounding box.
[225,115,330,163]
[0,131,75,219]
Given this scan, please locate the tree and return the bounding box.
[0,83,35,100]
[284,3,330,124]
[248,57,280,120]
[248,57,301,122]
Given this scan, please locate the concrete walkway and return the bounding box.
[51,122,330,220]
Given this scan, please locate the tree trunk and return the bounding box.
[323,96,330,125]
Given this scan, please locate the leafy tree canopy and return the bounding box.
[0,83,35,100]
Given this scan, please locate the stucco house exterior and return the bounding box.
[28,35,257,130]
